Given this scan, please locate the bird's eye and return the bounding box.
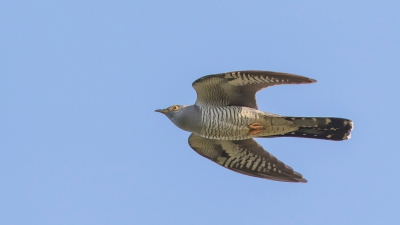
[170,105,179,111]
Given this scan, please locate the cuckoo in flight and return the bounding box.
[155,71,353,183]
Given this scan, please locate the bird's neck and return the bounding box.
[171,105,202,134]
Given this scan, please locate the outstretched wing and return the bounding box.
[188,133,307,183]
[192,70,316,109]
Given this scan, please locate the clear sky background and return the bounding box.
[1,1,399,225]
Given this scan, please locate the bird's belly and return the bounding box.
[199,106,259,140]
[200,122,252,140]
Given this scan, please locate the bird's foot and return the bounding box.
[249,122,265,135]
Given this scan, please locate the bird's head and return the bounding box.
[155,105,188,120]
[155,104,201,133]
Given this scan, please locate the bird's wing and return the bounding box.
[188,133,307,183]
[192,70,316,109]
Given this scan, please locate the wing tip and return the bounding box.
[291,172,308,183]
[309,78,317,83]
[246,70,318,84]
[298,177,308,183]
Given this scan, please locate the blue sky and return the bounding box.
[1,1,399,224]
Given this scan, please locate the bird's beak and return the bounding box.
[155,109,167,114]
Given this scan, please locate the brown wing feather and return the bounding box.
[192,70,316,109]
[188,133,307,183]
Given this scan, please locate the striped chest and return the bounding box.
[199,106,260,140]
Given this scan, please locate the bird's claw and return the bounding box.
[249,122,264,135]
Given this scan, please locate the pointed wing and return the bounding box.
[188,133,307,183]
[192,70,316,109]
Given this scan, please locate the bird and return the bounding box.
[155,70,353,183]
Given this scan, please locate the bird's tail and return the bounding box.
[262,117,354,141]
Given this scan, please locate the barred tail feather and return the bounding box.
[268,117,354,141]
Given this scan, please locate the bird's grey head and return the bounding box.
[155,105,188,120]
[155,104,201,133]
